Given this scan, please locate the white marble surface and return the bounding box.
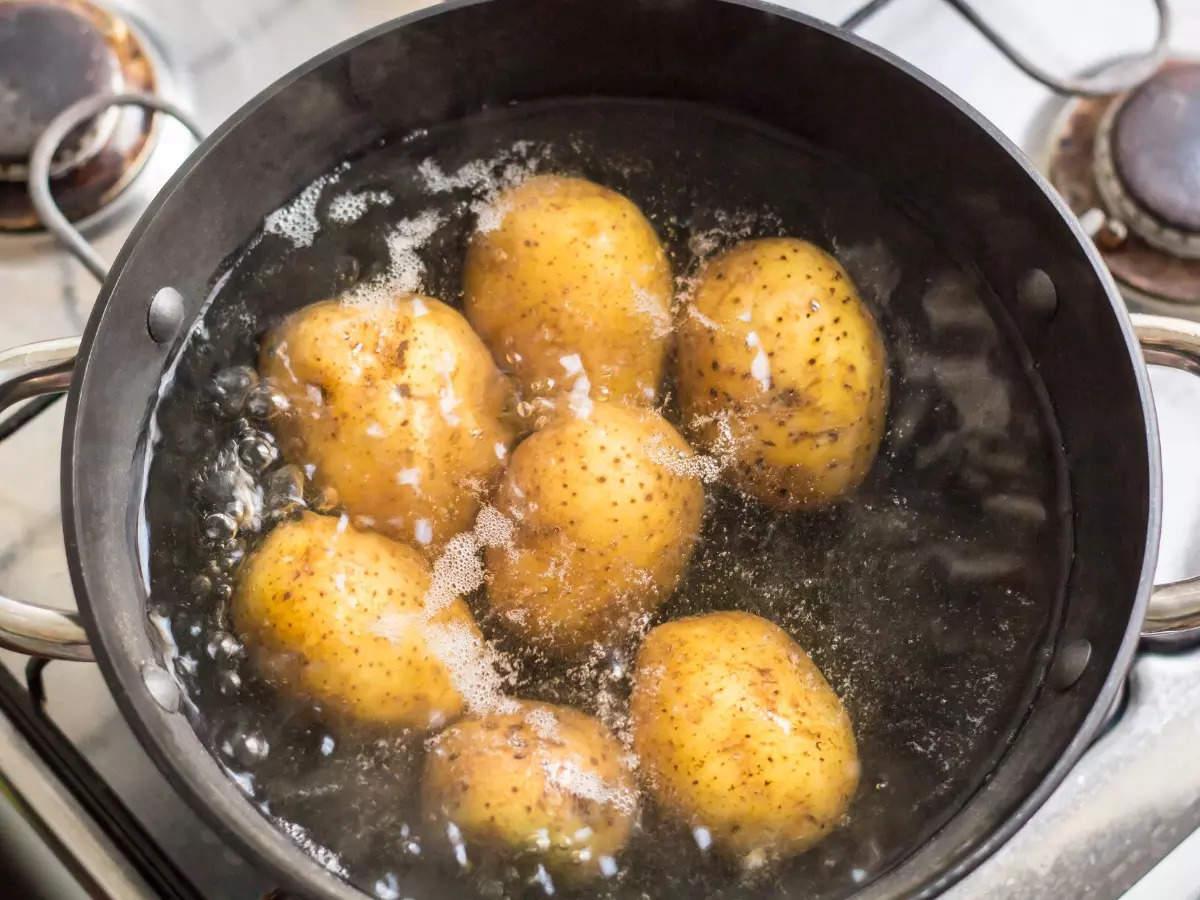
[2,1,1200,898]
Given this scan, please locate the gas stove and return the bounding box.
[2,2,1200,898]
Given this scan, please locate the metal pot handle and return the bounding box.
[0,338,92,661]
[0,95,202,662]
[1132,313,1200,644]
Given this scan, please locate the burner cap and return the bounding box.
[1114,65,1200,233]
[1045,59,1200,313]
[0,0,159,232]
[1095,63,1200,259]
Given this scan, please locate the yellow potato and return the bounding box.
[485,402,705,655]
[259,293,516,549]
[233,511,480,729]
[422,700,637,884]
[676,238,888,509]
[464,175,673,413]
[630,611,859,865]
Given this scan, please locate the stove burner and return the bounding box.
[0,0,159,232]
[1096,64,1200,259]
[1045,60,1200,314]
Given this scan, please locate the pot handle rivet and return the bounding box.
[1017,268,1058,321]
[147,287,186,344]
[1050,638,1091,691]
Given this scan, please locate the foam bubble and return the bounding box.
[633,285,672,339]
[423,622,518,716]
[276,819,347,876]
[426,532,485,615]
[566,370,593,419]
[525,707,561,741]
[643,422,732,483]
[416,143,548,234]
[327,189,394,225]
[345,210,444,303]
[262,164,346,249]
[474,504,515,549]
[541,757,637,815]
[746,331,771,390]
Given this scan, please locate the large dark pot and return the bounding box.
[2,1,1199,897]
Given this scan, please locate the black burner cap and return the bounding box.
[0,1,121,168]
[1112,63,1200,234]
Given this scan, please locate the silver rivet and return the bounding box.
[1017,269,1058,320]
[141,662,182,712]
[147,287,186,343]
[1050,638,1091,691]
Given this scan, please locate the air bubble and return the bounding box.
[238,433,279,472]
[265,465,306,518]
[210,366,258,418]
[203,512,238,542]
[217,669,242,696]
[245,382,288,420]
[235,731,270,766]
[206,630,244,662]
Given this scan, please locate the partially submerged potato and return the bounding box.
[463,175,673,413]
[676,238,888,509]
[631,611,859,865]
[259,293,516,548]
[485,402,705,655]
[233,511,480,729]
[421,700,638,885]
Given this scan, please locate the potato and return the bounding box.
[259,293,516,549]
[630,611,859,865]
[676,238,888,509]
[485,402,705,655]
[422,700,637,884]
[233,511,482,729]
[464,175,673,413]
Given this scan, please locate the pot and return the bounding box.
[2,1,1199,897]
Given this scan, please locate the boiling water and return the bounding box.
[143,99,1068,899]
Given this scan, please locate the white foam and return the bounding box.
[746,331,771,390]
[473,504,515,549]
[416,143,547,235]
[276,819,347,877]
[633,285,672,339]
[541,758,637,815]
[345,210,444,303]
[262,165,346,249]
[685,304,721,332]
[414,519,434,546]
[525,707,561,741]
[643,424,729,483]
[423,621,518,716]
[327,189,394,225]
[426,532,485,614]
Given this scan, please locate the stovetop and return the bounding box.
[2,1,1200,898]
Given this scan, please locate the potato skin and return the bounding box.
[233,511,480,729]
[676,238,888,509]
[630,611,859,864]
[485,402,705,655]
[421,700,638,883]
[464,175,673,412]
[259,294,516,548]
